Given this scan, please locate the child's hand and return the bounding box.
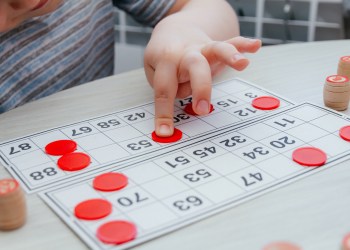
[144,19,261,137]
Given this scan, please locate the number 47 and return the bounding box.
[241,172,263,186]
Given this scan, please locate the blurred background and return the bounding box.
[114,0,349,73]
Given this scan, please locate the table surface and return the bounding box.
[1,40,349,250]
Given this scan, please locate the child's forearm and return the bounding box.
[163,0,239,41]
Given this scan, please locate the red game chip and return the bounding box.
[97,220,137,244]
[57,152,91,171]
[252,96,280,110]
[0,179,19,196]
[339,126,350,141]
[45,140,77,156]
[93,173,128,192]
[263,241,301,250]
[74,199,112,220]
[292,147,327,167]
[151,128,183,143]
[184,103,214,116]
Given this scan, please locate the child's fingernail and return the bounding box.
[159,124,172,136]
[248,38,259,43]
[233,53,246,62]
[196,100,209,114]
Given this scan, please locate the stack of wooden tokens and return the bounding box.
[338,56,350,79]
[0,179,26,230]
[323,75,350,111]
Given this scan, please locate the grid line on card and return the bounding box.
[86,188,145,232]
[12,137,68,187]
[197,129,279,191]
[68,106,309,189]
[75,103,341,185]
[39,103,350,250]
[9,166,32,191]
[118,160,214,214]
[88,177,181,222]
[73,221,97,245]
[269,109,331,146]
[0,78,295,193]
[181,158,249,204]
[0,153,9,166]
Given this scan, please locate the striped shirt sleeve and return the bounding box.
[113,0,176,27]
[0,0,115,114]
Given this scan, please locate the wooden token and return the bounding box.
[339,66,350,71]
[339,56,350,65]
[323,99,349,111]
[324,84,350,93]
[323,90,350,102]
[0,179,18,196]
[97,220,137,244]
[342,233,350,250]
[325,75,349,87]
[323,91,350,111]
[263,241,301,250]
[325,105,348,111]
[338,56,350,71]
[0,179,26,230]
[338,66,350,74]
[324,75,350,110]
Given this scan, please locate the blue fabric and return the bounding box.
[0,0,175,113]
[114,0,175,26]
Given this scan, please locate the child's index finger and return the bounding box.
[152,60,179,137]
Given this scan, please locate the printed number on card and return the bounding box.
[173,195,203,211]
[9,143,32,155]
[183,169,212,183]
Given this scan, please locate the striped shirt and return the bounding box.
[0,0,175,114]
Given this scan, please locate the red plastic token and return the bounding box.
[57,152,90,171]
[292,147,327,167]
[263,241,301,250]
[0,179,18,195]
[97,220,137,244]
[252,96,280,110]
[151,128,183,143]
[339,126,350,141]
[74,199,112,220]
[93,172,128,192]
[45,140,77,156]
[184,103,214,116]
[342,233,350,250]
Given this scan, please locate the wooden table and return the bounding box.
[1,40,349,250]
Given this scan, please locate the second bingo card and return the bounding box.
[41,103,350,250]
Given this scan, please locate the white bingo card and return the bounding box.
[41,103,350,250]
[0,78,294,193]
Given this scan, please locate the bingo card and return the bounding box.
[41,103,350,250]
[0,78,293,193]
